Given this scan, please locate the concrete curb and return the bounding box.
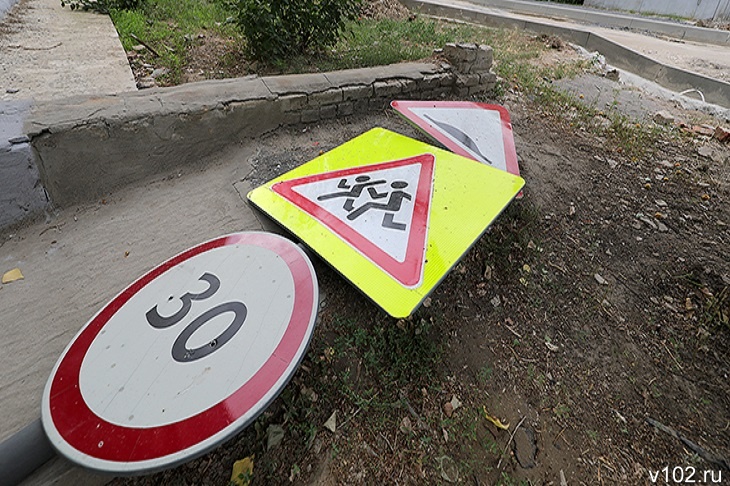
[0,54,498,230]
[25,63,446,209]
[401,0,730,109]
[467,0,730,46]
[0,101,48,228]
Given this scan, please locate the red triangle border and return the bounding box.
[272,154,435,287]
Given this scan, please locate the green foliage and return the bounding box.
[235,0,362,61]
[334,316,441,389]
[111,0,241,85]
[61,0,143,14]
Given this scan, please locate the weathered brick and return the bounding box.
[319,104,337,119]
[341,84,372,101]
[282,111,302,125]
[301,108,320,123]
[457,43,478,62]
[368,98,389,111]
[479,72,497,85]
[468,84,488,95]
[439,72,455,87]
[278,93,307,112]
[433,87,451,98]
[308,88,343,106]
[477,45,494,65]
[399,78,418,95]
[443,43,459,62]
[456,61,473,74]
[453,86,469,97]
[353,99,368,113]
[337,101,354,116]
[373,80,402,97]
[456,73,480,88]
[421,74,443,89]
[471,59,493,73]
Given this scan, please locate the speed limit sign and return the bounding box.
[41,232,318,474]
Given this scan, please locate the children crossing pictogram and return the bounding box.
[316,175,386,211]
[317,177,413,230]
[272,154,434,285]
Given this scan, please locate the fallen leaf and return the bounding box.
[324,411,337,433]
[522,264,531,273]
[443,402,454,418]
[2,268,24,284]
[482,406,510,430]
[449,395,462,412]
[289,464,301,482]
[230,455,254,486]
[400,416,413,433]
[436,455,459,483]
[422,297,432,308]
[301,386,318,402]
[546,341,559,352]
[267,424,285,451]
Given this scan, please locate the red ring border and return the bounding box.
[46,233,316,463]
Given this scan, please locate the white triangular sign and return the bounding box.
[272,154,435,287]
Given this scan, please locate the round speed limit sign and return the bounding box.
[41,232,318,474]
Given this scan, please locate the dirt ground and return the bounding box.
[105,39,730,486]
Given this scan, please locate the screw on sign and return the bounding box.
[41,232,319,475]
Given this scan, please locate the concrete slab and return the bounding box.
[0,0,136,102]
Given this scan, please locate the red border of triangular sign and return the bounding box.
[390,101,520,177]
[272,153,435,287]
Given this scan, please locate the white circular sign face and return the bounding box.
[41,232,318,474]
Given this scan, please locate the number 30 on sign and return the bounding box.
[42,232,318,474]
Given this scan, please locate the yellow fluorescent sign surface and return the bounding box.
[248,128,524,318]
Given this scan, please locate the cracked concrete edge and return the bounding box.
[0,100,49,228]
[2,61,490,228]
[402,0,730,109]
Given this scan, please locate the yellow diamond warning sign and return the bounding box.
[248,128,524,318]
